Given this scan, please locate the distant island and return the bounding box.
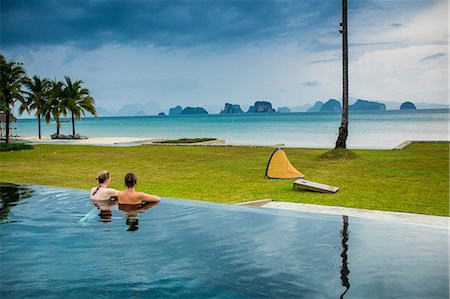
[400,101,416,110]
[308,98,386,112]
[94,98,448,117]
[220,103,244,114]
[220,101,276,114]
[169,105,183,116]
[180,107,208,115]
[350,99,386,111]
[246,101,275,113]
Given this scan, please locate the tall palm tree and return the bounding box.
[22,76,51,139]
[62,76,97,136]
[0,55,28,143]
[335,0,349,149]
[44,80,66,137]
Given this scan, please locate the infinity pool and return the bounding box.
[0,183,448,298]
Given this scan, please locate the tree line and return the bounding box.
[0,54,97,143]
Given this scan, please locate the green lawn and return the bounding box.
[1,143,448,216]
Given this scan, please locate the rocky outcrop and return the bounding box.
[276,106,291,113]
[158,112,166,116]
[169,105,183,116]
[307,101,324,112]
[400,101,416,110]
[350,99,386,111]
[220,103,244,114]
[247,101,275,113]
[180,107,209,115]
[320,99,342,112]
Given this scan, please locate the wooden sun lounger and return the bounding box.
[293,179,339,193]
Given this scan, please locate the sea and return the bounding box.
[12,109,449,149]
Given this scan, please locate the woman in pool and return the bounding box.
[118,172,160,205]
[90,170,119,201]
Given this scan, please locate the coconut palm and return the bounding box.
[21,76,51,139]
[0,55,28,143]
[44,80,66,136]
[62,76,97,136]
[335,0,349,149]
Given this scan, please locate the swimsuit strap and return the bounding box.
[92,185,102,196]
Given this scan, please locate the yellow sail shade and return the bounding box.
[265,148,304,179]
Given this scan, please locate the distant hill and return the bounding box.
[116,101,162,116]
[372,101,448,110]
[276,106,291,113]
[307,101,324,112]
[411,102,448,110]
[291,103,313,112]
[95,106,116,117]
[135,110,147,116]
[321,99,341,112]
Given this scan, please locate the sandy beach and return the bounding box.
[18,136,159,146]
[17,136,228,146]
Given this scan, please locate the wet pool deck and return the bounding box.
[238,200,448,228]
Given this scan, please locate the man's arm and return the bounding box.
[140,192,160,203]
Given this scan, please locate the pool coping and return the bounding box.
[240,200,449,228]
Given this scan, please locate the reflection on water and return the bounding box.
[340,215,350,298]
[119,202,160,231]
[91,199,117,224]
[0,183,34,222]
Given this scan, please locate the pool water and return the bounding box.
[0,183,448,298]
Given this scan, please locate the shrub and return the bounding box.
[0,143,33,152]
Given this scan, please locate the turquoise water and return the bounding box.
[0,183,448,298]
[14,109,449,149]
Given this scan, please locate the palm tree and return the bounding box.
[335,0,349,149]
[22,76,51,139]
[44,80,66,137]
[0,55,28,143]
[62,76,97,136]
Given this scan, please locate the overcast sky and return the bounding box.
[1,0,448,114]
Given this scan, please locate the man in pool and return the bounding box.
[90,170,119,201]
[118,172,160,205]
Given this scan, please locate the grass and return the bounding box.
[0,143,448,216]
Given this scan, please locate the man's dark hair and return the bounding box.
[124,172,137,188]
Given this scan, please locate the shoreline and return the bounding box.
[12,136,450,149]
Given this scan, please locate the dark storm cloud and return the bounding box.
[1,0,345,50]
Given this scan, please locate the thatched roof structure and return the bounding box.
[0,111,17,122]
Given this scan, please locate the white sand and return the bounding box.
[19,136,158,145]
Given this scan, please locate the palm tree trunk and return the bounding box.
[335,0,349,149]
[5,99,10,144]
[38,115,42,139]
[71,111,75,136]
